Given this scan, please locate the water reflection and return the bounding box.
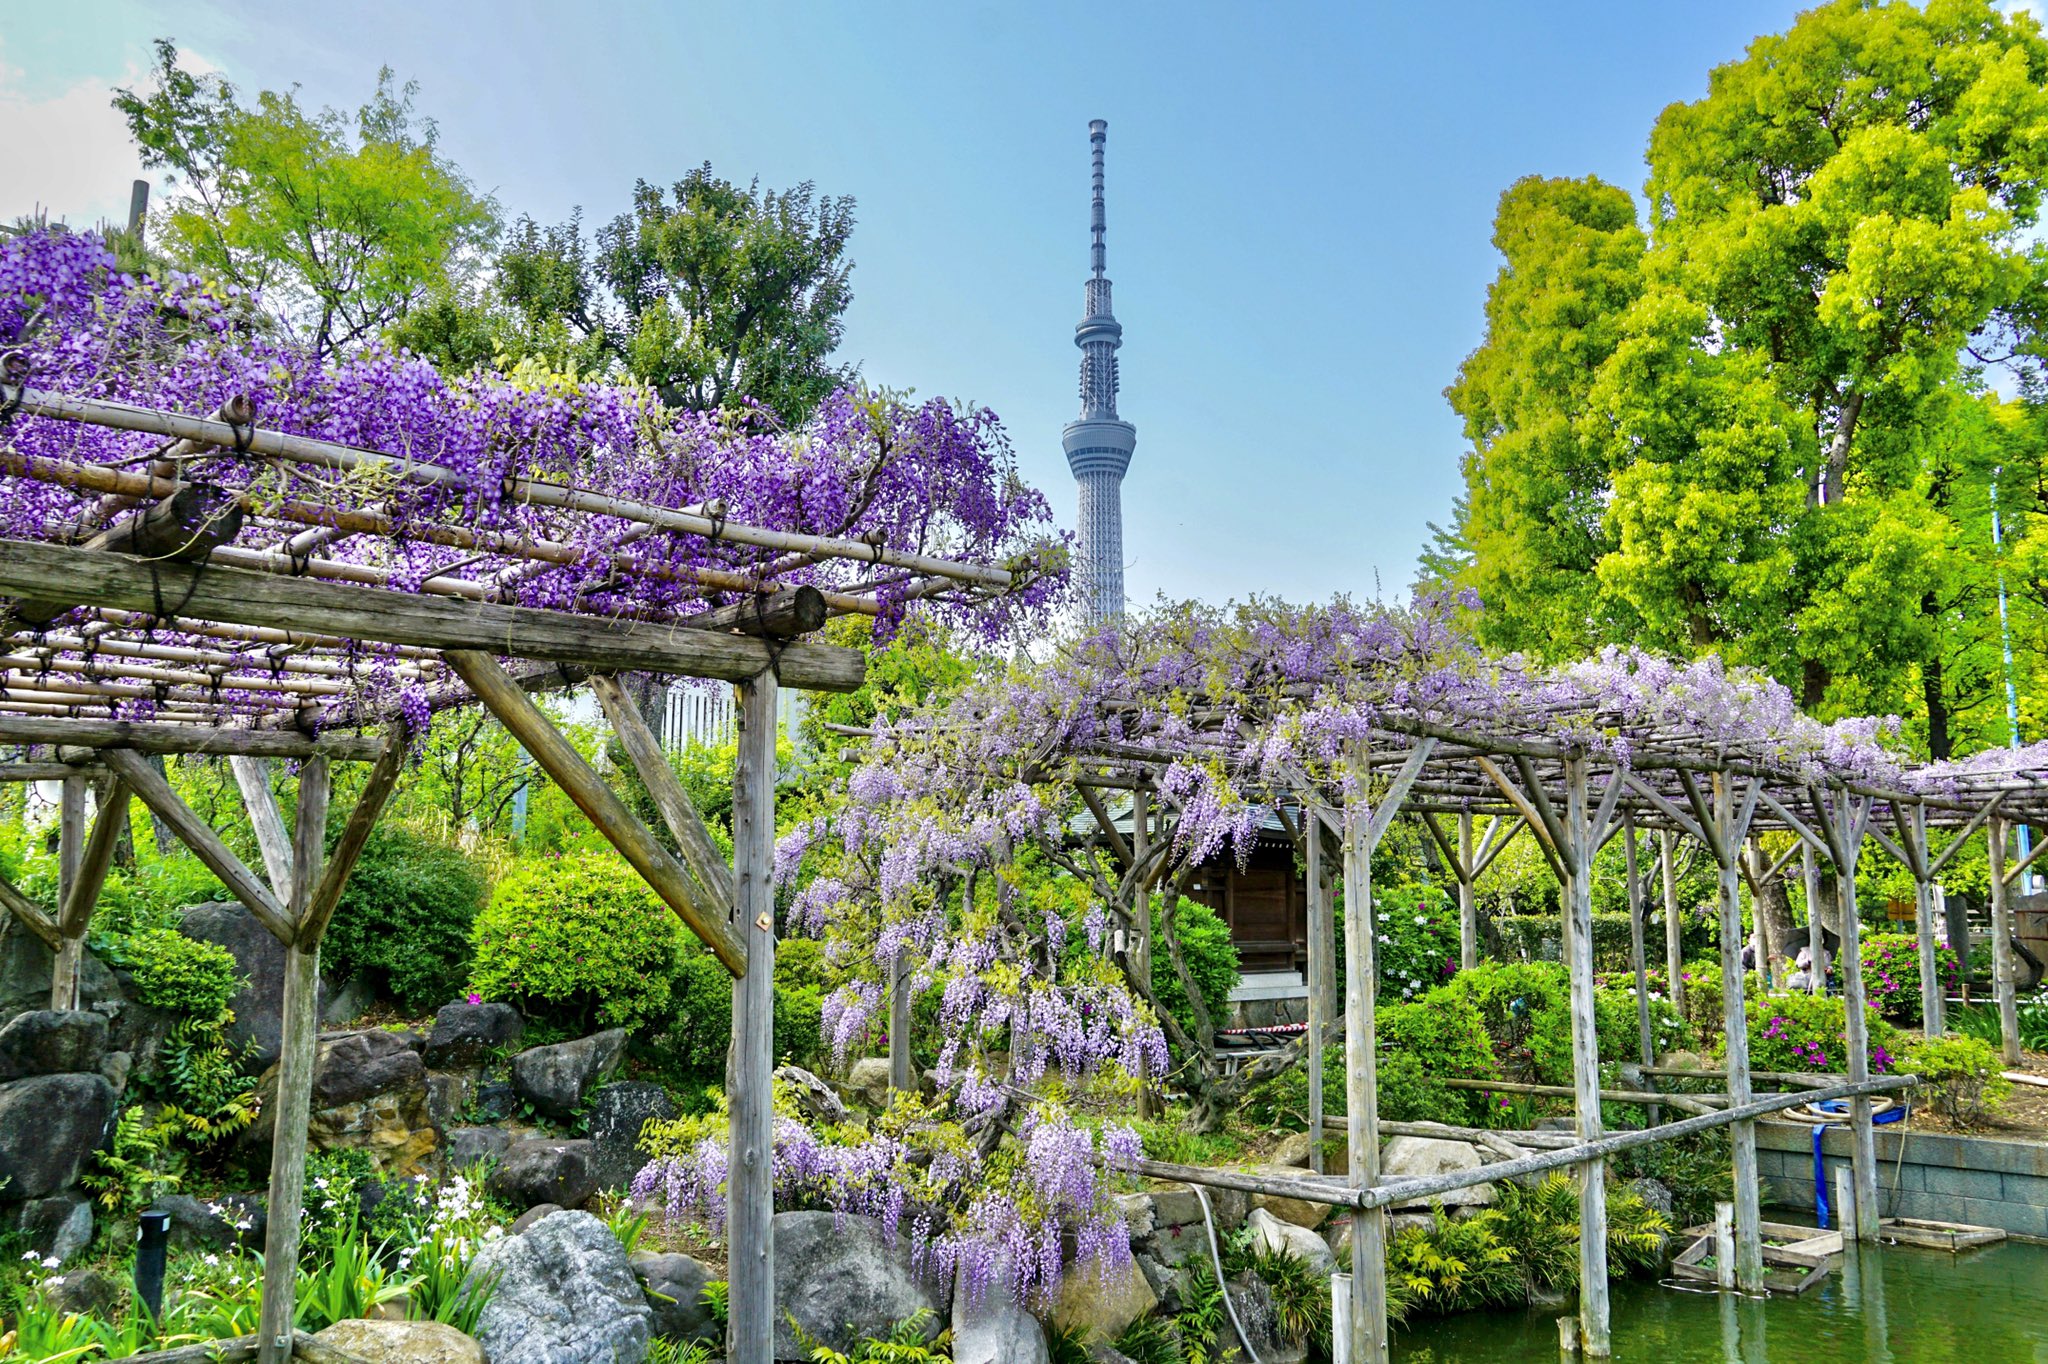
[1392,1241,2048,1362]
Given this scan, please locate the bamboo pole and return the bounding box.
[727,674,778,1364]
[1561,755,1609,1357]
[1989,817,2022,1066]
[256,757,326,1364]
[7,390,1014,588]
[447,651,747,974]
[0,715,384,761]
[1341,741,1389,1364]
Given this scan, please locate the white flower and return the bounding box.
[1414,915,1428,926]
[203,1253,220,1267]
[1377,913,1390,923]
[20,1251,36,1262]
[1378,934,1391,944]
[40,1255,59,1269]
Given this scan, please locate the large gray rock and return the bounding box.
[445,1125,513,1169]
[180,901,323,1072]
[1246,1207,1334,1275]
[774,1211,948,1360]
[0,1010,109,1080]
[510,1030,625,1121]
[465,1209,650,1364]
[1049,1257,1157,1343]
[312,1319,484,1364]
[425,1002,525,1067]
[1381,1137,1495,1209]
[1227,1270,1308,1364]
[12,1192,93,1266]
[632,1250,720,1345]
[1247,1163,1330,1230]
[952,1260,1046,1364]
[45,1267,120,1320]
[313,1028,426,1108]
[489,1138,600,1210]
[0,920,119,1020]
[0,1072,115,1198]
[586,1081,677,1190]
[152,1192,262,1253]
[845,1057,894,1109]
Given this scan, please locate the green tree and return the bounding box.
[114,39,497,359]
[1446,0,2048,758]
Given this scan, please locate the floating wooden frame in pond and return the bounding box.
[1877,1217,2008,1251]
[1672,1221,1841,1295]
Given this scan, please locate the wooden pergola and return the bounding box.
[845,659,2048,1363]
[0,388,1030,1364]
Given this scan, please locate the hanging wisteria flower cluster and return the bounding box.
[631,1094,1145,1306]
[0,229,1066,727]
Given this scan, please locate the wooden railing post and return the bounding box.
[727,674,778,1364]
[1562,756,1609,1356]
[1341,743,1388,1364]
[1989,817,2022,1066]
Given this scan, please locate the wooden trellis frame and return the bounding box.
[0,384,1042,1364]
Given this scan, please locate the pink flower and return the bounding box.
[467,991,483,1005]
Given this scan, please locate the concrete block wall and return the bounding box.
[1754,1119,2048,1239]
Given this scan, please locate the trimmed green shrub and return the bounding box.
[1152,895,1239,1038]
[470,851,684,1032]
[108,927,243,1018]
[1438,960,1571,1084]
[1740,992,1902,1075]
[324,822,488,1012]
[1244,987,1496,1129]
[1902,1034,2011,1128]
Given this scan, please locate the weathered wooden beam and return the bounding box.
[0,762,103,781]
[1990,817,2023,1067]
[447,651,747,974]
[680,585,829,637]
[297,729,406,949]
[0,539,867,692]
[48,774,88,1011]
[230,757,294,900]
[11,484,244,627]
[100,746,294,944]
[1342,738,1391,1364]
[728,674,778,1364]
[591,674,736,921]
[258,756,328,1364]
[1708,776,1763,1295]
[1561,755,1610,1356]
[0,715,384,761]
[0,872,60,950]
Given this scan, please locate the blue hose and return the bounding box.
[1813,1098,1905,1229]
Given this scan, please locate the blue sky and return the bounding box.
[9,1,1870,609]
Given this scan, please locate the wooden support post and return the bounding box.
[727,674,778,1364]
[50,780,130,1011]
[1989,817,2022,1066]
[1908,806,1942,1037]
[447,651,746,975]
[1458,811,1479,972]
[1341,742,1388,1364]
[1133,784,1156,1119]
[1802,843,1828,996]
[1713,1203,1736,1292]
[228,757,294,900]
[1711,779,1763,1296]
[1561,756,1609,1357]
[888,943,913,1093]
[49,773,87,1010]
[1622,817,1656,1126]
[1827,792,1880,1240]
[1306,808,1326,1175]
[256,756,326,1364]
[1659,832,1684,1018]
[591,674,737,920]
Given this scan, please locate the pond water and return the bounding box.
[1392,1240,2048,1363]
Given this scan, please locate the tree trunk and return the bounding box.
[1920,594,1952,760]
[1753,870,1799,979]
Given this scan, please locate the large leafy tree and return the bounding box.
[1443,0,2048,758]
[114,40,497,360]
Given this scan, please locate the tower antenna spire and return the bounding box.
[1062,119,1137,626]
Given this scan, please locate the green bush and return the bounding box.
[108,928,244,1018]
[1902,1034,2011,1128]
[1244,987,1496,1129]
[1497,912,1711,972]
[90,856,231,937]
[1859,933,1959,1022]
[1592,983,1694,1062]
[1152,895,1240,1038]
[324,822,488,1013]
[1437,961,1571,1084]
[1740,992,1902,1075]
[1371,884,1461,999]
[470,851,684,1032]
